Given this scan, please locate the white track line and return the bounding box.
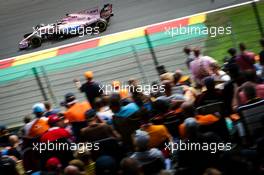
[0,0,259,63]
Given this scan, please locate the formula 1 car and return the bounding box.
[19,4,113,50]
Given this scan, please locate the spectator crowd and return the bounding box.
[0,39,264,175]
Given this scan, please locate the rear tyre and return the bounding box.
[30,36,42,48]
[96,19,108,33]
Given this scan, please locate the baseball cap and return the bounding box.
[46,157,62,170]
[32,103,45,114]
[84,71,93,79]
[64,92,76,105]
[48,114,63,125]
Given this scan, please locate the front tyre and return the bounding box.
[96,19,108,33]
[30,36,42,48]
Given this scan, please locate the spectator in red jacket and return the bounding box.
[41,114,71,142]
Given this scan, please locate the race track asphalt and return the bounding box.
[0,0,249,59]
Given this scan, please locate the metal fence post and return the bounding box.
[252,0,264,38]
[144,29,167,75]
[32,67,48,101]
[131,46,149,84]
[40,66,59,107]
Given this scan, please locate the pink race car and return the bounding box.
[19,4,113,50]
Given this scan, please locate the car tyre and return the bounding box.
[30,36,42,48]
[96,19,108,33]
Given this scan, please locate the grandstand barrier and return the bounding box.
[0,1,263,128]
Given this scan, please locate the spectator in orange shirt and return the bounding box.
[179,102,219,139]
[24,103,49,138]
[141,123,172,149]
[140,110,172,149]
[63,93,91,140]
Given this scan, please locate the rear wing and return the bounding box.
[77,7,100,15]
[100,4,113,19]
[76,4,112,15]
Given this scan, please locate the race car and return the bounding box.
[19,4,113,50]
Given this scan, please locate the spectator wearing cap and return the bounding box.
[236,43,256,71]
[80,109,120,142]
[39,114,73,169]
[40,114,71,142]
[45,157,62,175]
[63,92,91,140]
[189,47,217,86]
[74,71,103,107]
[23,103,49,138]
[130,130,164,165]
